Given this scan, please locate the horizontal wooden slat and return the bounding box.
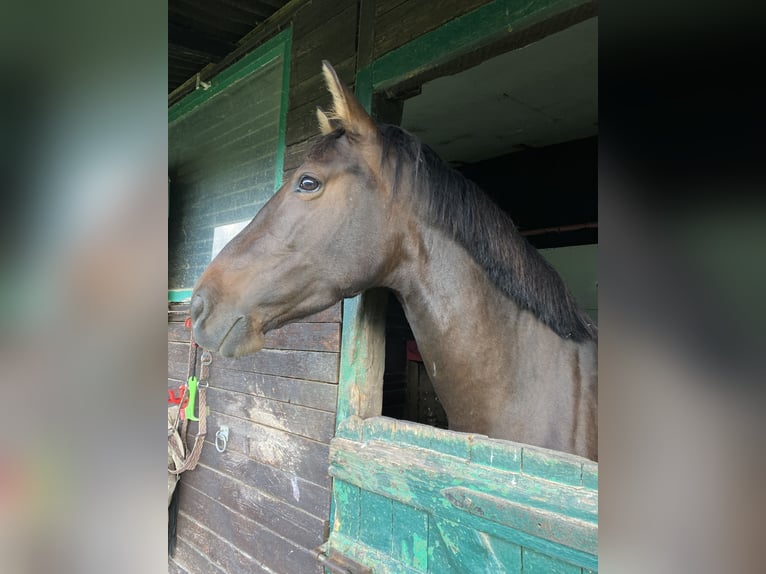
[264,321,341,352]
[291,3,358,86]
[373,0,487,59]
[197,444,331,519]
[171,537,226,574]
[206,386,336,442]
[210,366,338,412]
[212,348,339,383]
[175,510,272,574]
[168,322,192,342]
[181,463,326,549]
[167,557,188,574]
[179,484,324,573]
[247,424,331,486]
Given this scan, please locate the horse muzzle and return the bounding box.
[190,289,265,356]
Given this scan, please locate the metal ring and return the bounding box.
[215,431,227,453]
[200,350,212,365]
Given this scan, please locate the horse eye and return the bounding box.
[297,175,321,193]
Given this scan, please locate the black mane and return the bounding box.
[379,123,596,342]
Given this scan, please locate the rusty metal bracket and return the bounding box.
[312,544,372,574]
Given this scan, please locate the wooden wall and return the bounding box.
[169,301,342,573]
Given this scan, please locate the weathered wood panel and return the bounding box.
[373,0,488,59]
[176,510,273,574]
[168,321,191,342]
[181,463,326,550]
[167,556,189,574]
[206,386,335,442]
[212,348,339,383]
[179,485,323,573]
[263,321,340,352]
[246,423,332,486]
[210,367,338,411]
[172,537,226,574]
[197,438,331,520]
[290,2,358,87]
[324,417,598,572]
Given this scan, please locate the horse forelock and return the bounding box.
[377,123,596,342]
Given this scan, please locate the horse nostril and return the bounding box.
[190,292,207,324]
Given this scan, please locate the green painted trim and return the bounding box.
[360,0,588,94]
[169,28,292,124]
[168,289,193,303]
[273,31,292,190]
[354,66,374,112]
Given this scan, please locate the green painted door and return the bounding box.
[319,293,597,574]
[321,416,597,573]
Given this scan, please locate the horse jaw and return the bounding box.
[217,322,265,357]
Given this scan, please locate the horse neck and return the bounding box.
[385,222,597,455]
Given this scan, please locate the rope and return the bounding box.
[168,317,210,475]
[168,385,206,474]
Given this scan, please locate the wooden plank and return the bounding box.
[171,537,226,574]
[430,516,522,573]
[293,0,357,38]
[181,463,326,550]
[206,386,336,442]
[522,547,582,574]
[336,290,389,435]
[304,301,342,323]
[392,500,429,571]
[168,322,191,342]
[442,486,597,556]
[375,0,410,17]
[328,438,598,570]
[522,447,584,487]
[359,490,393,554]
[179,486,323,573]
[264,321,341,352]
[291,3,358,86]
[210,366,338,412]
[357,0,377,69]
[372,0,487,59]
[471,436,522,473]
[197,444,331,520]
[247,424,331,486]
[332,479,361,540]
[167,557,189,574]
[287,95,334,145]
[176,510,277,574]
[212,347,339,383]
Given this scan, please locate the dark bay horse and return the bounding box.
[191,62,598,461]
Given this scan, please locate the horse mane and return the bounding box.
[378,123,597,342]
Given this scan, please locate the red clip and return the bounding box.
[167,384,188,406]
[184,317,192,329]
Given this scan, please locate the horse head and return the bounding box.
[191,62,401,356]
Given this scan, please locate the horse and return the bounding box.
[191,61,598,461]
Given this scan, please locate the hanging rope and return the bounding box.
[168,319,210,475]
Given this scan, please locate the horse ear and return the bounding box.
[316,107,334,135]
[321,60,377,138]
